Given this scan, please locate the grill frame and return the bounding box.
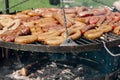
[0,32,120,53]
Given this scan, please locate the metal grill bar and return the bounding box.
[78,38,92,44]
[75,40,85,45]
[108,33,120,38]
[93,39,102,43]
[0,32,119,53]
[82,38,100,43]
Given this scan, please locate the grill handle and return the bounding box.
[102,40,120,56]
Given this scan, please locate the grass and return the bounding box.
[0,0,115,13]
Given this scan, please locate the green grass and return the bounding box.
[0,0,116,13]
[0,0,56,13]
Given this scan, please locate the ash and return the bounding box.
[7,62,85,80]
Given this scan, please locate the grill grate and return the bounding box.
[0,32,120,53]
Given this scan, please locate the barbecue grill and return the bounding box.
[0,0,120,80]
[0,32,120,53]
[0,0,119,54]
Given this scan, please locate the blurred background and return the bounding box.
[0,0,116,13]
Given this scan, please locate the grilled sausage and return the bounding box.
[15,35,38,44]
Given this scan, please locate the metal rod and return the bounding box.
[14,50,23,68]
[9,0,30,10]
[102,40,120,56]
[4,0,29,14]
[61,0,69,39]
[92,0,111,7]
[5,0,9,14]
